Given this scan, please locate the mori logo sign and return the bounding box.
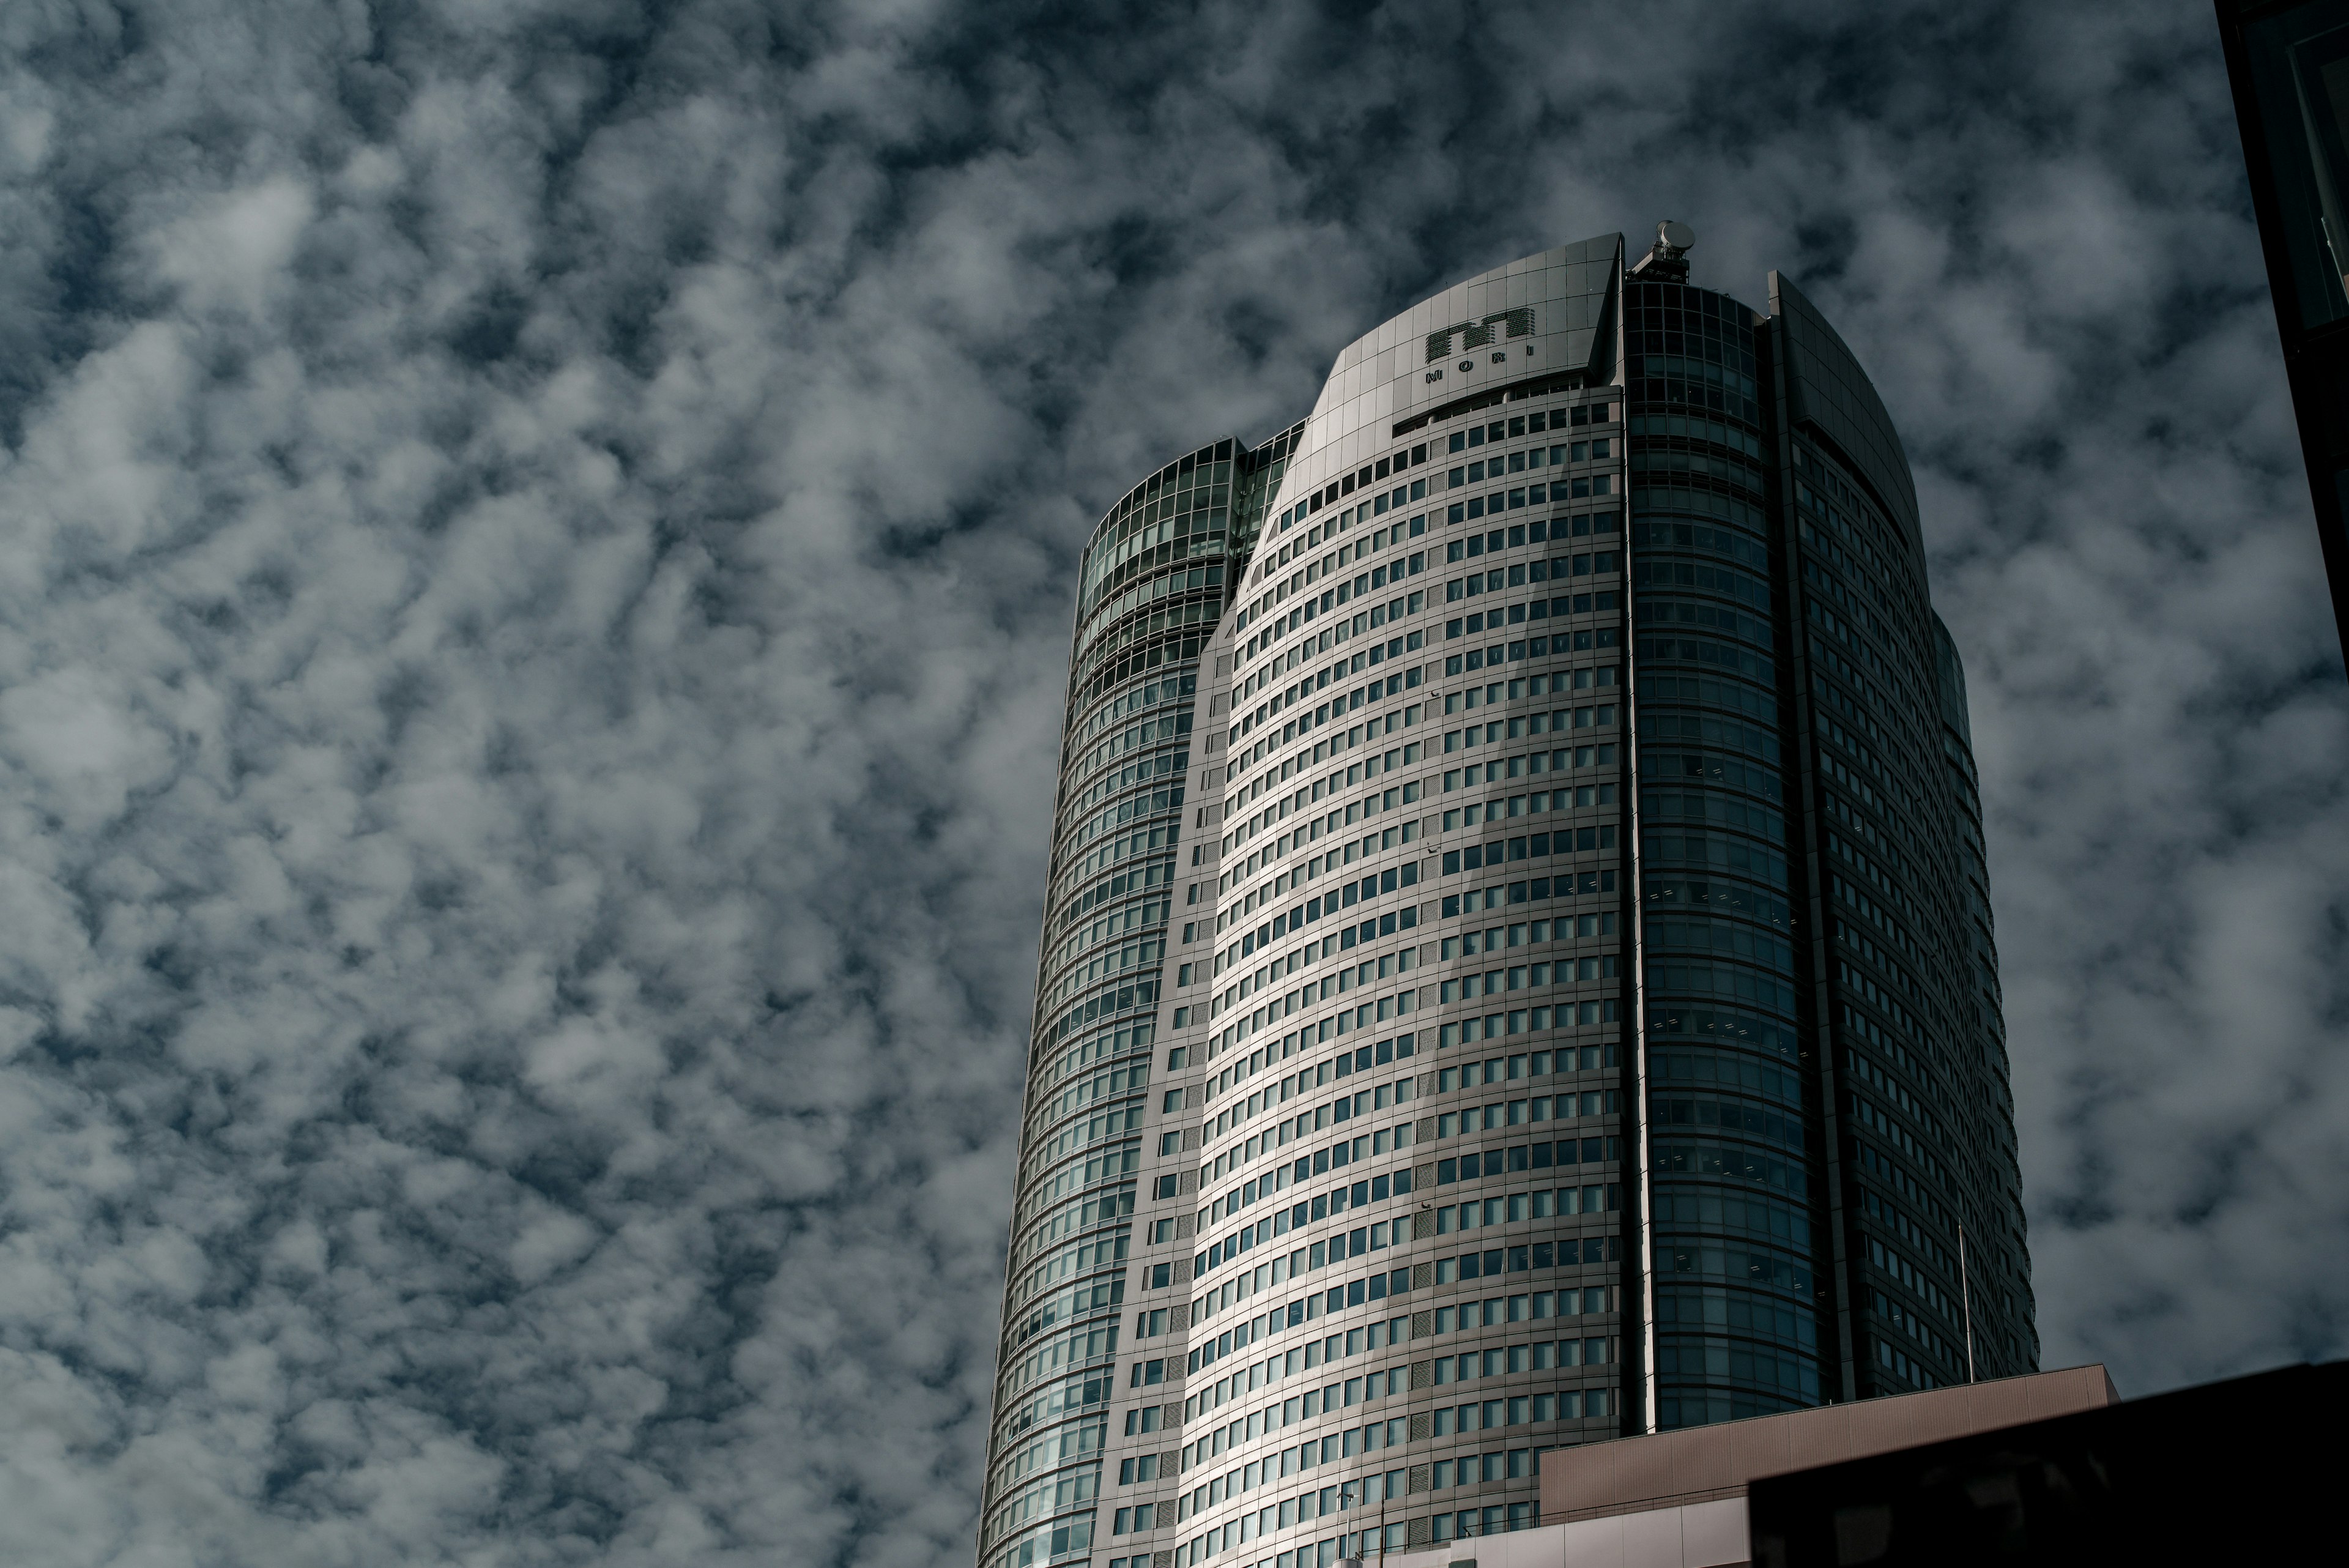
[1425,308,1534,363]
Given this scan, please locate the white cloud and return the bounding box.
[0,0,2330,1561]
[147,177,316,319]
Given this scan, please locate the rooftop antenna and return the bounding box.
[1631,219,1695,282]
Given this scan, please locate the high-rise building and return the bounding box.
[981,228,2035,1568]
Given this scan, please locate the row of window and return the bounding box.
[1442,787,1618,834]
[1286,381,1586,525]
[1209,934,1416,1019]
[1219,764,1422,860]
[1233,528,1428,656]
[1193,1053,1409,1165]
[1443,745,1621,797]
[1227,672,1420,756]
[1214,830,1422,912]
[1443,553,1620,601]
[1156,1282,1627,1481]
[1081,508,1225,621]
[1269,440,1437,536]
[1197,997,1403,1074]
[1208,934,1417,1034]
[1220,708,1419,822]
[1439,820,1618,876]
[1014,1175,1137,1271]
[1444,594,1622,648]
[1017,1140,1143,1240]
[1168,1377,1600,1537]
[1876,1335,1943,1392]
[1629,412,1764,459]
[1650,1047,1802,1110]
[1436,1046,1620,1091]
[1854,1140,1948,1236]
[1175,1360,1614,1522]
[1448,437,1611,489]
[1050,819,1178,916]
[1443,518,1620,567]
[1444,709,1619,757]
[1238,544,1424,675]
[1154,1431,1589,1566]
[1054,853,1177,944]
[1047,897,1171,998]
[1198,1014,1416,1101]
[1233,634,1427,716]
[1452,404,1614,448]
[1221,719,1419,860]
[1193,1197,1410,1291]
[1226,614,1425,753]
[1044,932,1163,1011]
[1190,1263,1416,1351]
[1430,1337,1616,1383]
[1181,1310,1406,1423]
[1438,954,1622,1000]
[1264,501,1429,584]
[1443,669,1615,719]
[1196,1211,1624,1328]
[1442,623,1620,675]
[1428,1043,1624,1109]
[1871,1290,1958,1380]
[1064,780,1186,862]
[1436,1134,1623,1179]
[1179,1370,1404,1479]
[1190,1031,1416,1169]
[1221,931,1419,1030]
[1638,593,1771,653]
[1650,1091,1806,1154]
[1430,1185,1620,1233]
[1433,999,1624,1046]
[1127,1471,1589,1568]
[1445,475,1612,523]
[1042,972,1160,1053]
[1078,562,1228,666]
[1190,912,1411,994]
[1198,1160,1412,1252]
[1443,682,1615,737]
[1088,443,1231,578]
[1236,540,1619,729]
[1436,869,1619,920]
[1221,761,1419,883]
[1064,715,1190,815]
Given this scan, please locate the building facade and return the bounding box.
[980,229,2035,1568]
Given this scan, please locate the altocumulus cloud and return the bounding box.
[0,0,2336,1562]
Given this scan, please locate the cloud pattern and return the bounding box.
[0,0,2334,1561]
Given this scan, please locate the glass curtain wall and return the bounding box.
[983,426,1302,1568]
[1625,280,1825,1428]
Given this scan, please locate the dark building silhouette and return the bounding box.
[2217,0,2349,662]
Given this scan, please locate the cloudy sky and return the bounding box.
[0,0,2339,1561]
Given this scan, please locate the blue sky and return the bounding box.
[0,0,2338,1562]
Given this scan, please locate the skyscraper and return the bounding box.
[981,228,2035,1568]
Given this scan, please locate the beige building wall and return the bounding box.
[1355,1365,2115,1568]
